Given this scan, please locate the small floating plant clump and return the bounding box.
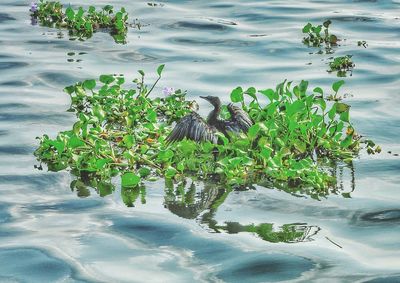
[302,20,338,51]
[328,55,355,77]
[29,1,129,43]
[357,40,368,48]
[34,67,379,196]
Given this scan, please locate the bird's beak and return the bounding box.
[200,96,208,101]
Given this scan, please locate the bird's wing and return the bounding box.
[166,112,217,144]
[227,103,253,132]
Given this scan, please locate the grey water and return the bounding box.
[0,0,400,282]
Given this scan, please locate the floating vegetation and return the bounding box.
[357,40,368,48]
[302,20,338,52]
[34,66,378,196]
[328,55,355,77]
[147,2,164,7]
[29,1,130,43]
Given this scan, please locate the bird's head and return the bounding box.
[200,96,221,108]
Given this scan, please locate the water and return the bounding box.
[1,0,400,282]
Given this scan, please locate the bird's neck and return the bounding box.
[207,105,221,125]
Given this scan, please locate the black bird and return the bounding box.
[166,96,253,144]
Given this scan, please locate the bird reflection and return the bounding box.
[163,179,320,243]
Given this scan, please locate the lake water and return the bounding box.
[0,0,400,282]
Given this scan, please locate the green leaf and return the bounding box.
[313,87,323,95]
[158,149,174,161]
[99,74,115,85]
[323,20,331,28]
[76,7,84,18]
[65,7,75,20]
[294,140,307,153]
[49,140,65,153]
[83,79,96,90]
[96,158,110,169]
[248,124,260,139]
[165,167,177,178]
[245,87,257,100]
[123,135,134,148]
[146,109,157,123]
[157,64,165,76]
[335,102,350,113]
[340,135,353,148]
[302,23,312,33]
[332,80,345,93]
[92,105,105,121]
[176,162,185,172]
[121,172,141,188]
[259,89,278,101]
[315,98,326,111]
[68,135,85,148]
[85,22,92,32]
[260,146,272,160]
[138,167,151,177]
[230,87,243,103]
[298,80,308,96]
[340,110,350,122]
[64,85,75,94]
[287,100,305,117]
[328,103,337,120]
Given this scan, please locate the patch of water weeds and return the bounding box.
[328,55,355,77]
[29,1,136,44]
[302,20,338,54]
[34,66,380,199]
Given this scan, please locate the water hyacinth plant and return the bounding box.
[357,40,368,48]
[302,20,338,53]
[29,1,129,43]
[34,66,379,197]
[328,55,355,77]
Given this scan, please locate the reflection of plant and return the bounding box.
[328,55,355,77]
[68,170,115,198]
[34,66,378,194]
[302,20,338,52]
[30,1,129,43]
[121,185,146,207]
[163,180,320,243]
[222,222,320,243]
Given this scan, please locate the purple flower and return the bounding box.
[162,87,174,96]
[29,2,38,13]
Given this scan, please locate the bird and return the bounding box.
[166,96,253,144]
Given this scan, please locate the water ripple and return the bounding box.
[26,199,106,213]
[0,61,29,71]
[109,215,316,281]
[0,145,34,155]
[0,13,15,23]
[166,21,229,31]
[0,248,85,283]
[171,37,257,47]
[360,209,400,223]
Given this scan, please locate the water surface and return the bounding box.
[0,0,399,282]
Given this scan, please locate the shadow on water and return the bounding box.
[34,160,358,244]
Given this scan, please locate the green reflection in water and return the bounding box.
[38,161,355,243]
[163,179,320,243]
